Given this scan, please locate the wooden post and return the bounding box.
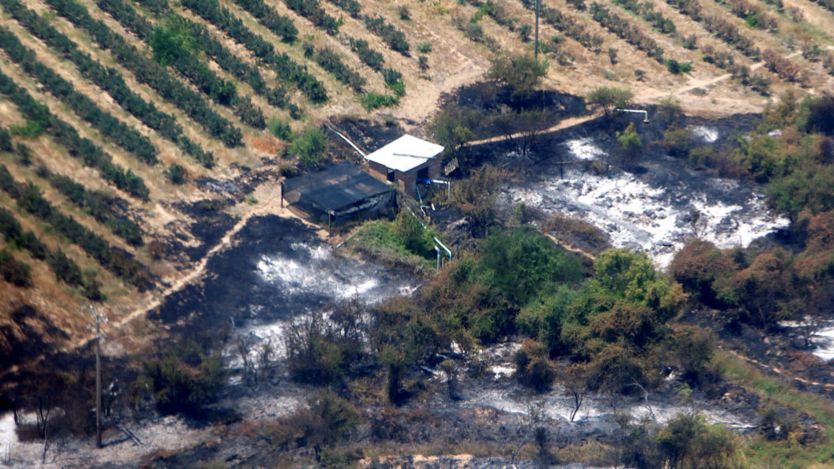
[535,0,541,61]
[93,307,102,448]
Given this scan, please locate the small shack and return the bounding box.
[365,135,444,197]
[281,163,396,230]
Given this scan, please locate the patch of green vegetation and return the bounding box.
[715,351,834,467]
[348,212,437,269]
[287,126,328,169]
[10,120,44,138]
[360,92,400,111]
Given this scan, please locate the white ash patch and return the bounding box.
[505,167,788,268]
[689,125,720,143]
[565,137,608,160]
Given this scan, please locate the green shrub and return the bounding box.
[166,163,187,185]
[360,92,399,111]
[10,120,44,138]
[268,118,293,141]
[288,126,328,168]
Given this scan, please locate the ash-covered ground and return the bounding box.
[501,124,789,267]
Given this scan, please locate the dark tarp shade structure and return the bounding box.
[281,163,396,227]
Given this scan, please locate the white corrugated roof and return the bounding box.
[365,135,444,173]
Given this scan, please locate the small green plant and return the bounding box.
[417,41,433,53]
[10,121,44,138]
[418,55,429,72]
[666,59,693,74]
[166,163,187,184]
[268,118,293,141]
[361,92,400,111]
[398,5,411,20]
[519,24,532,42]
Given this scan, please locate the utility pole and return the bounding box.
[535,0,541,61]
[91,305,103,449]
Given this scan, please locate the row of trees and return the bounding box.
[612,0,677,35]
[715,0,778,31]
[98,0,266,130]
[0,189,98,298]
[666,0,761,60]
[283,0,340,36]
[0,164,153,290]
[182,0,328,103]
[363,16,411,56]
[230,0,298,43]
[44,0,243,147]
[520,0,605,52]
[326,0,411,54]
[306,45,365,92]
[761,48,808,84]
[0,70,150,200]
[140,4,300,117]
[0,27,159,165]
[589,3,666,63]
[0,249,31,287]
[2,0,214,166]
[35,165,143,247]
[701,44,771,94]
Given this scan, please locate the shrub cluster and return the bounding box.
[44,0,243,147]
[182,0,328,103]
[590,3,665,62]
[2,0,214,166]
[520,0,604,52]
[135,342,226,416]
[716,0,778,31]
[97,0,266,130]
[0,71,150,199]
[0,164,153,290]
[283,0,340,35]
[0,27,158,165]
[613,0,677,34]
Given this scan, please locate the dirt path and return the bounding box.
[465,112,604,147]
[0,181,327,382]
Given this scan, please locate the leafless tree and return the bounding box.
[511,400,546,465]
[564,364,588,423]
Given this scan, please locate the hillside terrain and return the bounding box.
[0,0,834,467]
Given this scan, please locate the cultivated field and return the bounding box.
[0,0,833,366]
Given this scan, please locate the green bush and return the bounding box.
[360,92,399,111]
[166,164,187,185]
[268,118,293,141]
[288,127,328,168]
